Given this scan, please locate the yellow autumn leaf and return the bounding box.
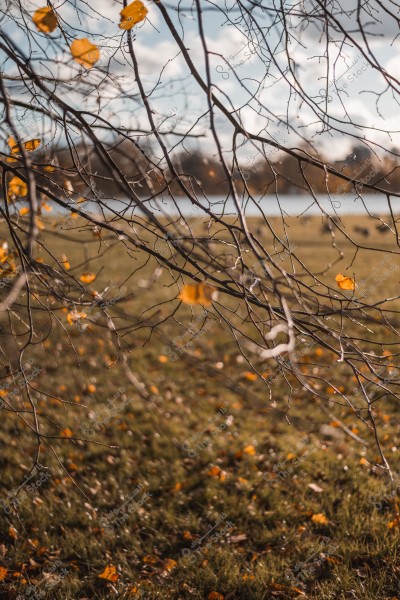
[119,0,148,30]
[61,253,70,270]
[80,272,96,284]
[61,428,73,438]
[178,282,217,307]
[243,444,256,455]
[19,207,30,217]
[33,6,57,33]
[98,564,119,582]
[35,216,45,230]
[7,136,19,155]
[335,273,355,291]
[311,513,329,525]
[41,201,52,212]
[24,139,41,152]
[70,38,100,69]
[163,558,177,572]
[44,164,56,172]
[67,310,87,325]
[243,371,258,381]
[8,176,28,198]
[8,136,41,155]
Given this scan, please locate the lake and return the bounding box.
[49,194,400,218]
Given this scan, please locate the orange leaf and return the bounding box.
[19,207,30,216]
[33,6,57,33]
[61,254,71,270]
[243,444,256,455]
[61,428,73,438]
[208,593,224,600]
[0,567,7,582]
[119,0,148,30]
[98,564,119,582]
[67,310,87,325]
[70,38,100,69]
[243,371,257,381]
[311,513,329,525]
[178,282,217,307]
[35,216,45,231]
[7,136,20,155]
[8,176,27,198]
[24,139,41,151]
[163,558,177,572]
[8,136,41,155]
[41,201,52,212]
[335,273,355,291]
[80,272,96,284]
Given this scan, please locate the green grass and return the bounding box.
[0,213,399,599]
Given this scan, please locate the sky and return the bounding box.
[1,0,400,164]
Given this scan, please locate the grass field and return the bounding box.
[0,211,399,599]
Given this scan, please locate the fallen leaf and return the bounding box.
[178,282,217,307]
[243,444,256,456]
[71,38,100,69]
[119,0,148,30]
[0,567,7,582]
[308,483,323,493]
[33,6,57,33]
[8,526,17,540]
[98,564,119,582]
[311,513,329,525]
[207,465,226,480]
[163,558,177,572]
[208,593,224,600]
[335,273,355,291]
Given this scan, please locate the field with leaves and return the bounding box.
[0,213,399,599]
